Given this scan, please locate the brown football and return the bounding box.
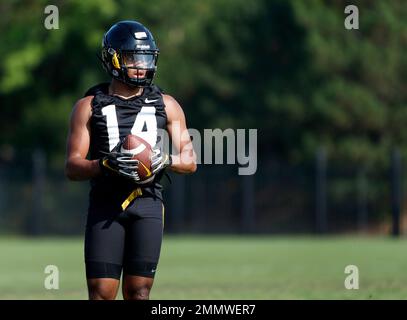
[120,134,154,182]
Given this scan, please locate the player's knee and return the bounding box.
[124,284,151,300]
[89,288,117,300]
[88,281,117,300]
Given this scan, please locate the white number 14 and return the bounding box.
[102,105,158,151]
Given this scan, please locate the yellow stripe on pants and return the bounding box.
[121,188,143,211]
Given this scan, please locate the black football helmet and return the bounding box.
[100,20,159,87]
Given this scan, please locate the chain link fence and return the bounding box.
[0,148,404,236]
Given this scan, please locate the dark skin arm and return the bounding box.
[163,94,197,174]
[65,96,101,180]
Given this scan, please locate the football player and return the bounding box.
[65,20,197,300]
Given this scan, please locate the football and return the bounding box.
[120,134,154,182]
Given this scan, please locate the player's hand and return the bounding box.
[151,146,172,175]
[99,140,141,182]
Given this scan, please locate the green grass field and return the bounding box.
[0,235,406,299]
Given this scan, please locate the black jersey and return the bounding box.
[84,82,167,203]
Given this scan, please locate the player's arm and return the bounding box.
[164,94,197,174]
[65,96,101,181]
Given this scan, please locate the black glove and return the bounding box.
[151,146,172,175]
[99,140,141,182]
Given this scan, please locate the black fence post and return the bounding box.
[29,149,46,236]
[170,174,186,233]
[316,147,327,234]
[190,174,206,232]
[391,149,402,237]
[357,167,368,233]
[241,174,255,233]
[0,164,4,228]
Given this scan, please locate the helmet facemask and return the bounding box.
[120,51,158,87]
[102,47,159,87]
